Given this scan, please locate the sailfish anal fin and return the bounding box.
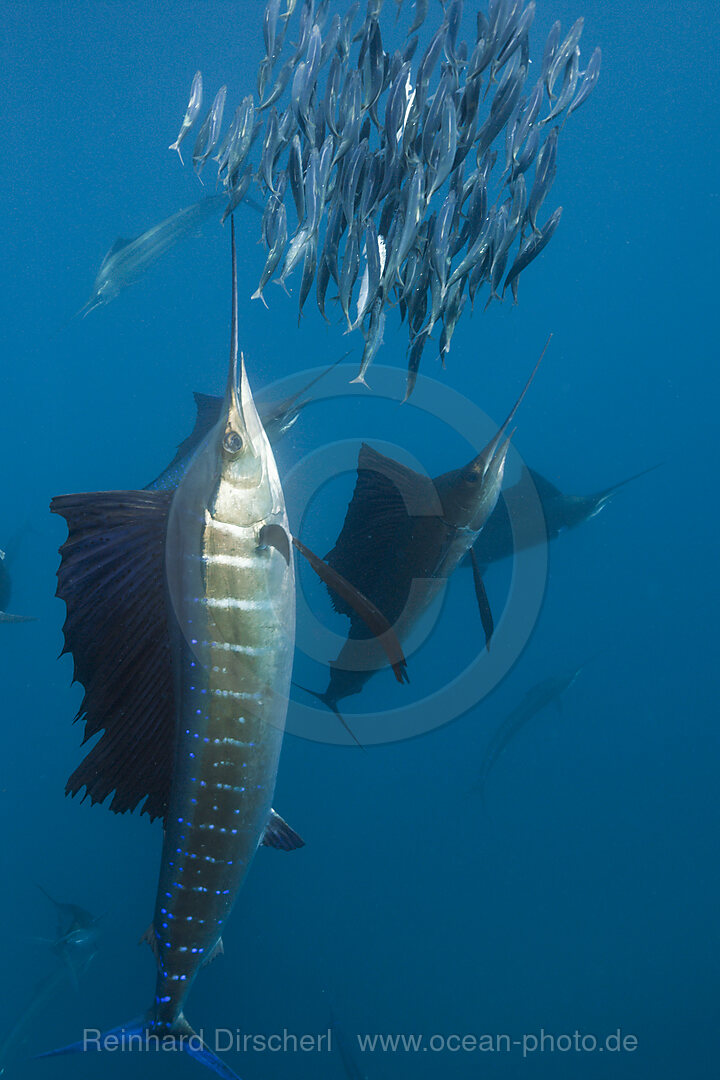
[262,808,305,850]
[50,489,175,825]
[202,939,225,966]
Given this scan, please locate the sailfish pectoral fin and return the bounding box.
[258,523,291,564]
[291,536,409,685]
[469,548,494,650]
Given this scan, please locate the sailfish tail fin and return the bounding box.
[293,682,365,749]
[593,462,662,504]
[36,1014,243,1080]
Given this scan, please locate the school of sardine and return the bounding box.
[169,0,600,393]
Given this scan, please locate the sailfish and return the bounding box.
[474,660,591,805]
[78,196,224,317]
[297,341,549,724]
[43,220,405,1079]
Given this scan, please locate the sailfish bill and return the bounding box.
[45,217,405,1078]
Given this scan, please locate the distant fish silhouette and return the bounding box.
[475,661,590,805]
[0,887,100,1074]
[78,196,223,317]
[0,544,36,624]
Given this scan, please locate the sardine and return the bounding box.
[567,46,601,117]
[260,106,281,192]
[546,16,583,99]
[252,200,288,305]
[428,96,458,195]
[288,134,306,222]
[339,226,360,328]
[225,96,255,183]
[259,58,293,110]
[192,85,228,179]
[408,0,429,36]
[542,47,579,123]
[263,0,281,63]
[526,125,558,231]
[169,71,203,164]
[431,190,457,288]
[503,205,562,298]
[298,231,318,321]
[352,295,385,385]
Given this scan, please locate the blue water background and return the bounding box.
[1,1,718,1077]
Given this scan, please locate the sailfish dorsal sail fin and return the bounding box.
[526,467,564,501]
[323,443,440,626]
[99,237,135,270]
[51,489,175,824]
[145,393,224,490]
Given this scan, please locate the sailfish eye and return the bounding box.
[222,430,243,455]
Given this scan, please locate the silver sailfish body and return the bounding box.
[47,221,298,1080]
[155,231,295,1029]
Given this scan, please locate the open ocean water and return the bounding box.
[1,0,718,1078]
